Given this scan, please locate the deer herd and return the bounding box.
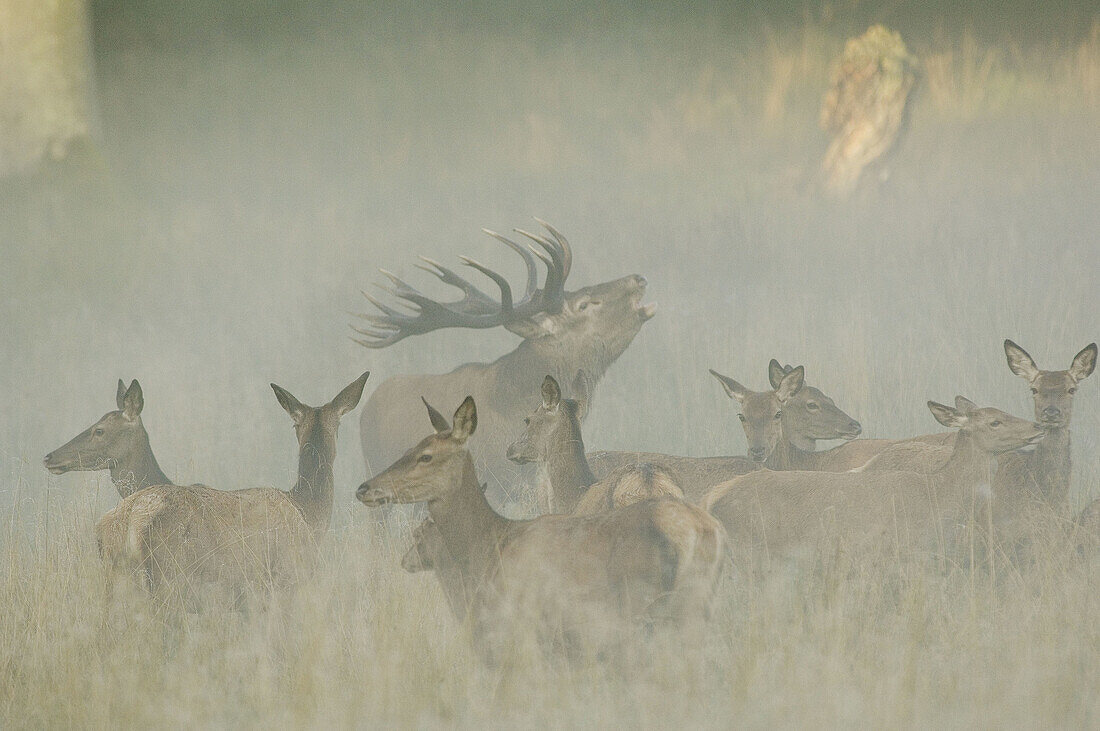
[43,221,1098,666]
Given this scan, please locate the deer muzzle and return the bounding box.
[356,481,392,507]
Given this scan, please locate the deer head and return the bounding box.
[927,396,1044,455]
[767,360,862,449]
[1003,340,1096,429]
[351,220,655,351]
[710,365,805,463]
[357,396,479,506]
[505,372,591,465]
[44,379,150,475]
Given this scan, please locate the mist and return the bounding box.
[2,1,1098,726]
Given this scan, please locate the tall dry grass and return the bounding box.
[2,3,1099,728]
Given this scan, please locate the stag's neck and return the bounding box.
[288,425,337,534]
[493,337,613,406]
[544,424,596,513]
[429,455,513,582]
[109,429,170,498]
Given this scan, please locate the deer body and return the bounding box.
[354,222,654,512]
[861,342,1096,516]
[703,399,1044,569]
[96,373,368,606]
[358,397,726,665]
[590,362,870,502]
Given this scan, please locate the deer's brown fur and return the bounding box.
[359,396,726,665]
[96,373,368,608]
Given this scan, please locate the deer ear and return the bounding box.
[1004,340,1040,381]
[954,395,978,413]
[330,371,369,417]
[422,397,450,433]
[116,379,128,410]
[709,369,748,403]
[271,383,307,424]
[541,375,561,409]
[121,380,144,420]
[505,316,554,340]
[767,360,786,390]
[928,401,967,429]
[1069,343,1097,381]
[451,396,478,442]
[776,365,805,403]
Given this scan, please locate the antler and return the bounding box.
[351,220,573,348]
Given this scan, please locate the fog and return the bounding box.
[1,1,1098,726]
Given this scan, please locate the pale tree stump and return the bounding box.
[820,25,917,198]
[0,0,94,178]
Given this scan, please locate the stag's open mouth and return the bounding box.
[631,290,657,321]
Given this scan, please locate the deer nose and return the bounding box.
[633,275,647,288]
[43,453,52,466]
[848,420,862,436]
[749,447,767,462]
[1041,407,1062,421]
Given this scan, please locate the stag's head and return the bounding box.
[506,372,591,465]
[44,379,149,475]
[928,396,1044,455]
[1003,340,1096,429]
[357,396,478,506]
[351,220,654,359]
[767,360,862,448]
[710,365,805,463]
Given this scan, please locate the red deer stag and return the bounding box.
[353,220,654,512]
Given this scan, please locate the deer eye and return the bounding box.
[737,414,746,423]
[577,300,590,311]
[990,421,1001,428]
[418,454,433,464]
[1031,387,1039,394]
[774,411,783,420]
[806,402,820,411]
[93,428,105,436]
[1068,387,1077,394]
[524,418,530,425]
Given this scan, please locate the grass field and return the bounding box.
[1,2,1098,727]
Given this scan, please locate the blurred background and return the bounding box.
[2,0,1098,526]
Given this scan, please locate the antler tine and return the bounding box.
[517,230,565,308]
[415,256,498,309]
[534,218,572,280]
[483,229,539,301]
[459,256,514,313]
[360,288,413,316]
[349,324,406,349]
[352,223,579,349]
